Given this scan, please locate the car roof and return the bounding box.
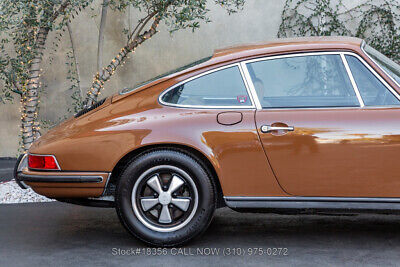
[212,36,363,60]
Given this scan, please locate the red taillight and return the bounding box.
[28,155,59,170]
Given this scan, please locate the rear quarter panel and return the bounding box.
[30,81,286,197]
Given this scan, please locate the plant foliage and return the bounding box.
[0,0,93,103]
[0,0,94,151]
[278,0,400,63]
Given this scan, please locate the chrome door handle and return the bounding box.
[261,125,294,133]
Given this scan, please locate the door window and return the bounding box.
[161,66,251,107]
[345,55,400,106]
[246,54,359,108]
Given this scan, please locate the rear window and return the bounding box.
[161,66,252,107]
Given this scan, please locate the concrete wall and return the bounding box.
[0,0,288,156]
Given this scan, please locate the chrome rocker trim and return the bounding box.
[224,196,400,213]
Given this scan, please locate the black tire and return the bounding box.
[115,149,216,247]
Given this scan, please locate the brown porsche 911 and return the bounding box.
[15,36,400,246]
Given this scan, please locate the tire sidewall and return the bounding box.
[116,150,215,246]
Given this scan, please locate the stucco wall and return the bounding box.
[0,0,288,156]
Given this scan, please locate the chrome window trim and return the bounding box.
[28,153,61,171]
[254,105,400,111]
[354,105,400,109]
[158,63,256,109]
[249,106,362,111]
[240,62,262,109]
[361,41,400,90]
[340,53,365,107]
[243,51,343,64]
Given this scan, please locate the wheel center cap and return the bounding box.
[158,192,172,205]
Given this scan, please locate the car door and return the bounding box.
[244,52,400,197]
[159,63,285,197]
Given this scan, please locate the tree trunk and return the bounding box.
[97,0,109,80]
[67,22,83,98]
[84,17,161,107]
[19,1,72,151]
[20,27,49,152]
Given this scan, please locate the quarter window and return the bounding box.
[161,66,251,107]
[363,45,400,85]
[246,54,359,108]
[345,55,400,106]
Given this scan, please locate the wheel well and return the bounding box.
[106,144,225,208]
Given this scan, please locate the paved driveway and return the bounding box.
[1,202,400,266]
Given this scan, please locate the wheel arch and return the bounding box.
[107,144,225,208]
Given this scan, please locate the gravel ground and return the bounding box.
[0,179,53,204]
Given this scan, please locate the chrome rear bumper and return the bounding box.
[14,154,29,189]
[17,173,103,183]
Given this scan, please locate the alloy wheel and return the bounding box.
[131,165,198,232]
